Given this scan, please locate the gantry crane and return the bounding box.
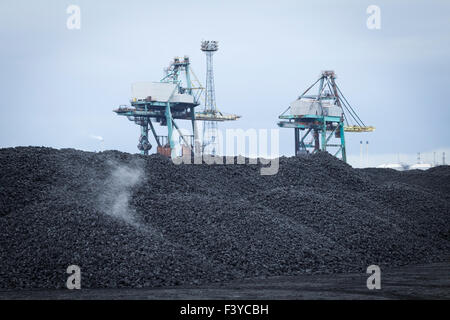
[114,47,240,158]
[114,56,201,158]
[278,71,374,162]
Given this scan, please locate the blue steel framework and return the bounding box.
[114,56,201,158]
[278,71,374,162]
[114,43,240,158]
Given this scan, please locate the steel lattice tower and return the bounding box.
[201,40,219,155]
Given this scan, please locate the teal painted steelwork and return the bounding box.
[339,121,347,162]
[148,120,161,147]
[278,114,346,159]
[140,122,149,155]
[114,56,200,157]
[185,62,192,95]
[278,71,347,162]
[165,102,174,152]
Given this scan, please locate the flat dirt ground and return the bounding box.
[1,259,449,300]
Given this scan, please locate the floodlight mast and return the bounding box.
[201,41,219,156]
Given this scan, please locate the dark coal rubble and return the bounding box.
[0,147,449,289]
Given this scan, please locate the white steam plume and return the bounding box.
[100,161,143,227]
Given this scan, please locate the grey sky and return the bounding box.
[0,0,449,167]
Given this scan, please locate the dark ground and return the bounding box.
[1,259,449,299]
[0,147,449,292]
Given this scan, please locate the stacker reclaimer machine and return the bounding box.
[278,70,374,162]
[114,41,240,158]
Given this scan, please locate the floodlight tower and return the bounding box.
[201,40,219,155]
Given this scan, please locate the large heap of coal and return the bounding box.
[0,147,449,289]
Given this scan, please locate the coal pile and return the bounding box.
[0,147,449,289]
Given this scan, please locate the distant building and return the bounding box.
[376,163,407,171]
[376,163,433,171]
[409,163,433,170]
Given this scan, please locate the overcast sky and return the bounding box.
[0,0,449,167]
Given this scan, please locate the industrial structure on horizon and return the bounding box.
[278,71,375,163]
[114,51,377,162]
[114,41,240,158]
[377,151,446,171]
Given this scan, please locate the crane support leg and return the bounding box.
[313,129,320,153]
[191,107,200,156]
[148,119,161,148]
[165,102,176,158]
[340,122,347,162]
[321,118,327,152]
[140,123,149,155]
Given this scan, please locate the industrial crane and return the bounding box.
[278,70,374,162]
[113,43,240,158]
